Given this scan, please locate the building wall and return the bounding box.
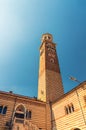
[0,92,51,130]
[52,82,86,130]
[46,70,64,102]
[0,83,86,130]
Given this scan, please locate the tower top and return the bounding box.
[41,33,53,43]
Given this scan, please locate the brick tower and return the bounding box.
[38,33,64,102]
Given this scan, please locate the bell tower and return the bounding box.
[38,33,64,102]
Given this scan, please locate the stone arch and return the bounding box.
[15,103,26,112]
[12,103,26,124]
[14,104,26,117]
[12,103,26,126]
[16,104,25,112]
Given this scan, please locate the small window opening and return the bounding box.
[15,113,24,119]
[69,106,71,113]
[65,103,74,115]
[0,106,7,115]
[71,104,74,112]
[26,110,32,119]
[50,58,54,63]
[65,106,68,114]
[48,36,51,39]
[3,106,7,114]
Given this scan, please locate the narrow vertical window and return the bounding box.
[65,106,68,114]
[71,104,74,112]
[65,103,74,115]
[3,106,7,114]
[29,111,31,118]
[26,110,32,119]
[26,110,28,119]
[68,105,71,113]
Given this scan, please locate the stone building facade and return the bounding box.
[0,91,51,130]
[52,82,86,130]
[0,33,86,130]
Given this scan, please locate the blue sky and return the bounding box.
[0,0,86,97]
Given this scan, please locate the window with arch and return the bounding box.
[16,105,25,112]
[14,104,32,124]
[26,110,32,119]
[68,105,71,113]
[3,106,7,114]
[14,105,25,119]
[65,103,75,115]
[71,103,74,112]
[65,106,68,114]
[0,105,7,115]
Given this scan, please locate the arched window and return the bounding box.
[0,106,7,114]
[68,105,71,113]
[71,104,74,112]
[16,105,25,112]
[65,106,68,114]
[15,105,25,119]
[26,110,32,119]
[3,106,7,114]
[65,103,75,115]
